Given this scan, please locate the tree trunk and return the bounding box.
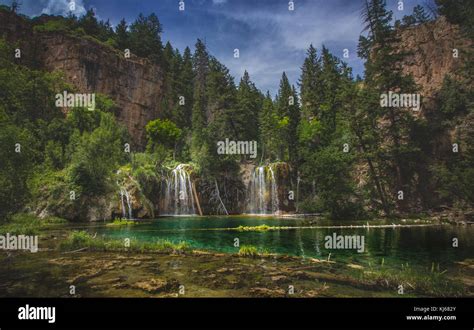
[192,183,203,216]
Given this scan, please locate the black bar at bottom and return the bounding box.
[0,298,472,329]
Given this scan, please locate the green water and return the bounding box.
[91,216,474,270]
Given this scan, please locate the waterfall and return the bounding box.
[162,164,196,215]
[247,165,279,214]
[119,187,133,219]
[268,167,279,214]
[249,166,266,214]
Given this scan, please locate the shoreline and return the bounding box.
[0,224,472,298]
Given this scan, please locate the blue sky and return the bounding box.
[2,0,429,95]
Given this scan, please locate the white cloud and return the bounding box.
[220,2,362,52]
[212,0,227,4]
[41,0,86,16]
[209,1,365,93]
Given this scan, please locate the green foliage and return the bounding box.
[428,76,474,207]
[44,140,65,169]
[357,262,464,296]
[106,219,136,226]
[238,245,259,257]
[259,92,279,160]
[297,44,363,218]
[173,47,194,130]
[145,118,182,154]
[190,39,210,155]
[129,13,163,63]
[299,45,322,117]
[61,230,93,249]
[114,18,129,50]
[274,72,299,162]
[436,0,474,37]
[0,213,40,235]
[437,76,469,120]
[413,5,431,23]
[60,231,191,253]
[0,109,34,220]
[129,153,161,191]
[235,71,263,142]
[205,58,238,141]
[236,225,271,232]
[78,9,101,37]
[67,112,126,195]
[305,145,364,219]
[235,225,290,232]
[352,0,422,214]
[33,19,69,33]
[399,5,431,28]
[297,197,323,214]
[0,213,66,235]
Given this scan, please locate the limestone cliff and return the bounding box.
[0,10,164,148]
[395,17,471,112]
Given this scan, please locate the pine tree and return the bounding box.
[319,46,343,141]
[288,85,300,168]
[413,5,430,24]
[259,92,278,161]
[235,71,262,142]
[357,0,420,213]
[191,39,210,154]
[115,18,130,50]
[275,72,293,160]
[98,19,114,42]
[206,58,237,141]
[297,44,361,217]
[78,8,100,37]
[299,44,322,119]
[175,46,194,130]
[162,42,179,119]
[129,13,163,63]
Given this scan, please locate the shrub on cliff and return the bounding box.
[67,112,127,196]
[145,118,182,158]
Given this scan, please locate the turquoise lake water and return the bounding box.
[90,216,474,271]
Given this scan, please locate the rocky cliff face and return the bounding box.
[395,17,471,112]
[37,33,164,147]
[0,11,164,148]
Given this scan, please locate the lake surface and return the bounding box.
[90,216,474,271]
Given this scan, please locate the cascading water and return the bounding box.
[119,187,133,219]
[249,166,266,214]
[268,167,279,214]
[162,164,196,215]
[247,165,279,214]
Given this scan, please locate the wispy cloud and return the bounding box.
[40,0,86,16]
[207,0,364,94]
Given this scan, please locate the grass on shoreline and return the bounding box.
[354,261,465,297]
[0,213,66,235]
[238,245,271,257]
[60,231,191,253]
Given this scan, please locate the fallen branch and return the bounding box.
[214,179,229,215]
[63,247,89,254]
